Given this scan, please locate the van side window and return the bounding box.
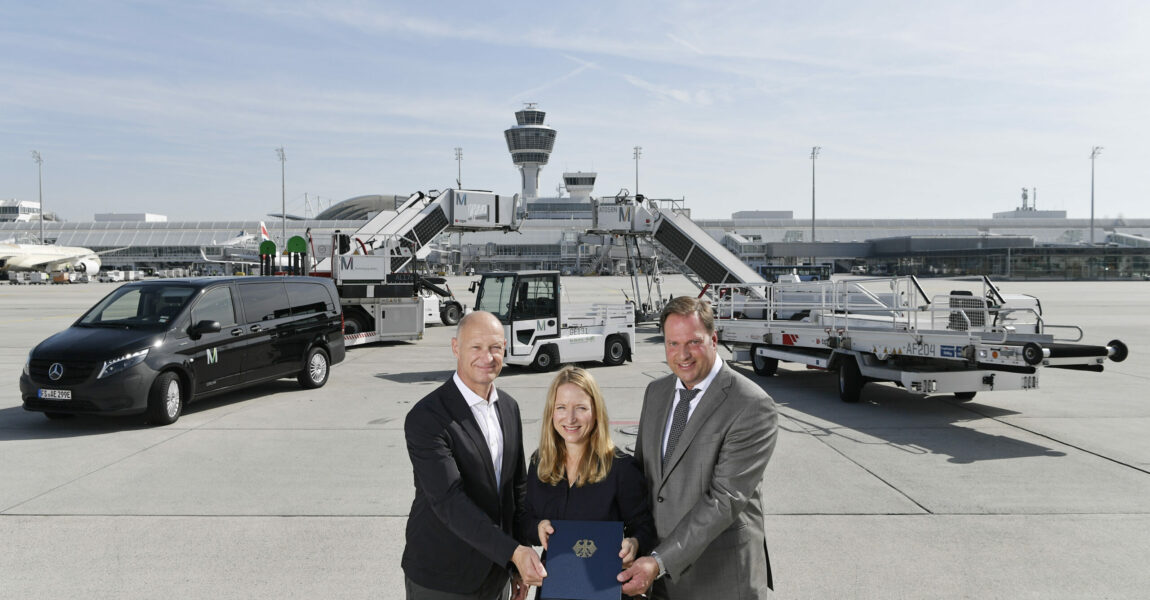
[193,286,237,327]
[287,282,333,316]
[238,282,290,322]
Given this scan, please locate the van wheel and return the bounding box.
[147,372,184,425]
[603,335,627,366]
[531,346,559,372]
[837,357,864,404]
[440,302,463,326]
[751,345,778,376]
[299,347,330,389]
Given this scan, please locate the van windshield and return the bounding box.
[78,285,197,329]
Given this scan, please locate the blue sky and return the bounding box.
[2,0,1148,222]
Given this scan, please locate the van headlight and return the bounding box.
[23,352,31,376]
[98,349,149,379]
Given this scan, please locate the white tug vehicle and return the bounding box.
[470,271,635,371]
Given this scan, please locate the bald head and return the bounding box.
[452,311,506,399]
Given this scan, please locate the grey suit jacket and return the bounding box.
[635,361,778,599]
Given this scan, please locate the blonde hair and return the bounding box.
[536,366,615,486]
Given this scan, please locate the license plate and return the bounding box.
[38,389,72,400]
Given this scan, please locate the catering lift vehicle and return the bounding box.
[588,193,1129,403]
[310,189,520,347]
[471,271,635,371]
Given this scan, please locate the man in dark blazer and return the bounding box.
[619,296,778,599]
[403,311,546,600]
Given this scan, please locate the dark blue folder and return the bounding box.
[539,519,623,600]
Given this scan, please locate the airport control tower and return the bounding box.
[504,104,557,200]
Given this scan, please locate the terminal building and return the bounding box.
[3,109,1149,280]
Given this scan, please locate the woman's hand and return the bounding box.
[537,519,554,551]
[619,536,639,568]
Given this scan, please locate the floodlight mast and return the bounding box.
[1090,146,1103,245]
[276,146,286,250]
[31,150,44,244]
[633,146,642,196]
[810,146,821,264]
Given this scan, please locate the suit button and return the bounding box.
[657,496,664,502]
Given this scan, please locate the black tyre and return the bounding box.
[343,308,370,336]
[531,345,559,372]
[1022,342,1044,366]
[837,356,864,404]
[147,371,184,425]
[298,347,330,389]
[1108,339,1128,363]
[440,302,463,326]
[954,391,978,401]
[751,345,779,376]
[603,335,628,366]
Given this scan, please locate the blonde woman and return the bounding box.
[524,366,655,571]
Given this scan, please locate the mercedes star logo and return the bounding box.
[48,363,64,381]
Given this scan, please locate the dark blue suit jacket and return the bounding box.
[402,379,528,593]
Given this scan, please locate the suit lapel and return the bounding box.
[646,377,676,479]
[444,382,499,489]
[496,393,517,491]
[659,365,734,484]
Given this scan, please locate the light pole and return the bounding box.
[633,146,642,197]
[276,146,286,249]
[1090,146,1103,245]
[455,147,463,189]
[31,150,43,244]
[810,146,821,258]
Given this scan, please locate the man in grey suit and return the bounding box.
[618,296,778,599]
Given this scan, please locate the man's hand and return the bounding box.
[537,519,554,551]
[510,572,529,600]
[511,545,547,588]
[618,555,659,596]
[619,536,639,568]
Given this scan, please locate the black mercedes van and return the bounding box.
[20,276,346,425]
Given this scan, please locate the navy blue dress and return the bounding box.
[524,451,656,555]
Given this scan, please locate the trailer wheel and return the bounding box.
[837,357,864,404]
[751,345,778,376]
[1108,339,1128,363]
[954,391,977,401]
[603,335,628,366]
[531,345,559,372]
[1022,342,1044,366]
[440,302,463,326]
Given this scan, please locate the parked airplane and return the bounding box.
[199,222,271,265]
[0,240,103,274]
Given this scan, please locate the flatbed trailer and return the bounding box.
[714,275,1128,402]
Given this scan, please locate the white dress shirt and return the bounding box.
[662,357,724,458]
[454,372,503,484]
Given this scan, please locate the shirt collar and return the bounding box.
[454,372,499,408]
[675,356,723,396]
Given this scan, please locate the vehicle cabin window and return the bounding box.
[192,286,237,327]
[514,276,556,319]
[82,285,195,326]
[287,282,333,316]
[238,282,291,322]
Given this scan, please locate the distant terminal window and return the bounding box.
[564,177,596,186]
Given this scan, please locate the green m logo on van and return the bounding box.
[206,347,219,365]
[537,320,546,331]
